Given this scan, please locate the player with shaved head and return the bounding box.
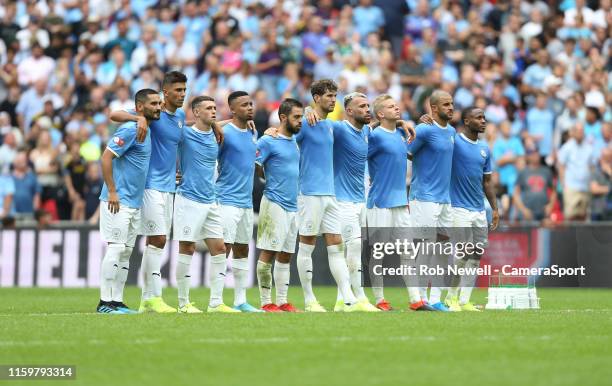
[407,90,457,311]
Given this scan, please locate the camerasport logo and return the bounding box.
[113,136,125,147]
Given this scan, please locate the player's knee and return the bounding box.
[233,243,249,258]
[325,233,343,246]
[147,235,166,249]
[179,242,196,256]
[299,235,316,245]
[209,240,226,256]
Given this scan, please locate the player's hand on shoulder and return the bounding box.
[398,120,416,143]
[247,120,256,132]
[264,127,279,138]
[304,106,320,126]
[418,114,434,125]
[136,116,148,143]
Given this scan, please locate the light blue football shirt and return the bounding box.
[255,134,300,212]
[295,118,335,196]
[450,133,492,212]
[100,121,151,208]
[367,127,409,209]
[216,123,257,208]
[407,122,456,204]
[176,126,218,204]
[333,120,369,203]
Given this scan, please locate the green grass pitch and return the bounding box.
[1,287,611,386]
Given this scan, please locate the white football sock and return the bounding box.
[256,260,272,306]
[142,244,163,300]
[347,238,367,301]
[232,257,249,306]
[297,243,316,303]
[101,243,123,302]
[372,287,385,304]
[400,255,421,303]
[459,258,480,305]
[209,253,227,308]
[112,246,132,302]
[176,253,192,308]
[328,244,356,305]
[274,261,290,306]
[447,258,466,300]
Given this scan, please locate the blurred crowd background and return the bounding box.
[0,0,610,227]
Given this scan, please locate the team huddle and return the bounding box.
[96,70,499,315]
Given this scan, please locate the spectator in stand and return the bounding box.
[63,142,87,221]
[256,30,284,101]
[513,146,556,222]
[525,92,555,161]
[0,131,18,172]
[353,0,385,42]
[314,45,344,82]
[83,162,103,224]
[301,16,331,74]
[252,89,270,138]
[558,123,595,221]
[11,151,40,218]
[227,60,259,95]
[0,167,15,219]
[590,147,612,221]
[522,50,552,95]
[29,130,60,218]
[493,120,525,200]
[16,42,55,87]
[16,78,47,134]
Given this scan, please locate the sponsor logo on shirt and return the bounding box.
[113,136,125,147]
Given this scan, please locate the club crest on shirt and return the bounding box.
[178,121,183,129]
[480,149,487,158]
[113,136,125,147]
[450,135,455,143]
[364,135,368,144]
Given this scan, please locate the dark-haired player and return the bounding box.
[445,107,499,312]
[216,91,262,313]
[97,89,161,314]
[109,71,187,313]
[255,98,303,312]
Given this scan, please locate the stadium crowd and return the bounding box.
[0,0,610,226]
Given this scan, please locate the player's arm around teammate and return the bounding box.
[96,89,161,314]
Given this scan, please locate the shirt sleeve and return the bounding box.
[255,137,270,166]
[484,148,493,174]
[406,124,428,156]
[367,130,379,159]
[5,177,15,195]
[107,126,137,158]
